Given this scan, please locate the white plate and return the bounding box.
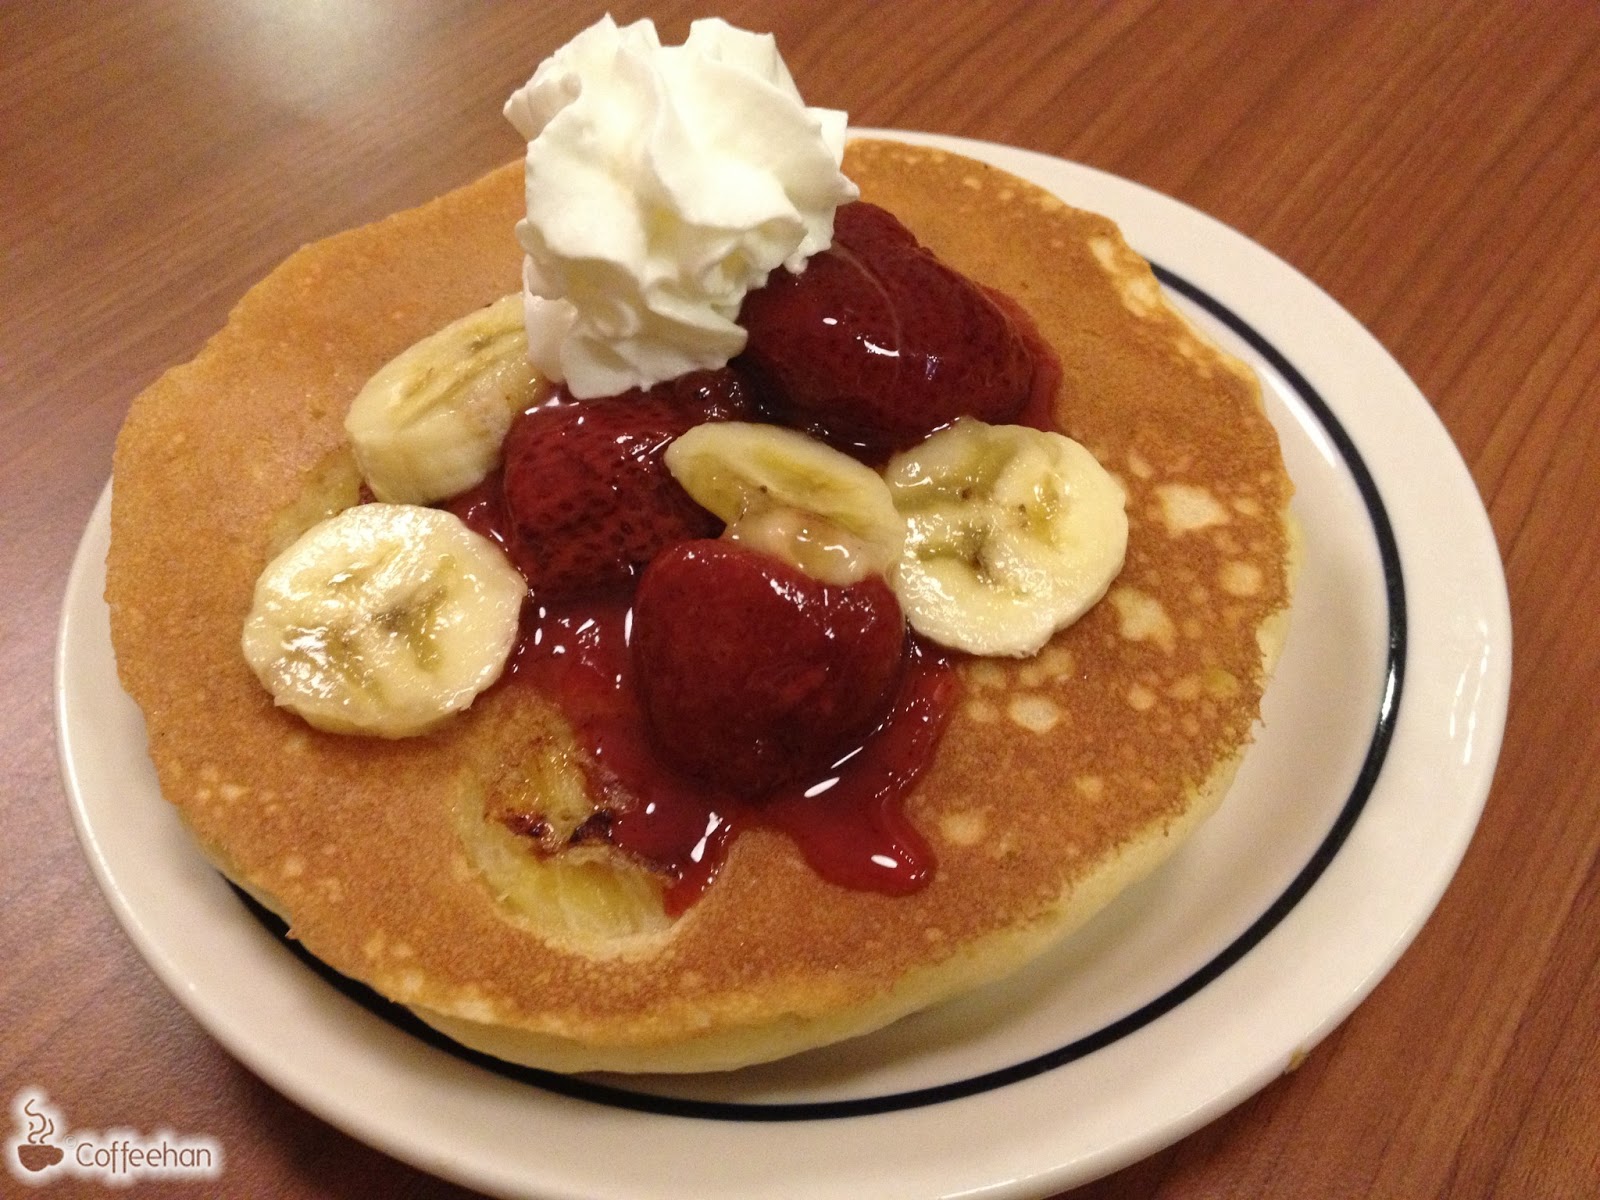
[57,132,1510,1199]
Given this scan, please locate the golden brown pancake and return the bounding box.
[107,139,1293,1073]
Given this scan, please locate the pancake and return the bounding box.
[107,139,1293,1073]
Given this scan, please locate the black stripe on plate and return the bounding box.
[239,262,1406,1122]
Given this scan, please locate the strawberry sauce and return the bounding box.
[439,203,1064,914]
[986,286,1063,436]
[447,479,958,914]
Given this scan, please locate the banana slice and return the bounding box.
[665,422,904,585]
[242,503,527,737]
[884,418,1128,657]
[345,294,549,505]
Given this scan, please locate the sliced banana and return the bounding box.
[665,422,905,585]
[884,418,1128,657]
[242,503,527,737]
[345,294,548,505]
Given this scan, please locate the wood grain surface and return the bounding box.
[3,2,1596,1196]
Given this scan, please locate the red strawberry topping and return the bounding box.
[737,201,1035,455]
[499,369,753,594]
[438,198,1062,908]
[631,539,908,797]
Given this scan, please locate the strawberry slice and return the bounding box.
[631,539,907,796]
[500,369,753,594]
[738,201,1035,455]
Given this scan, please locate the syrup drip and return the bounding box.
[447,481,958,915]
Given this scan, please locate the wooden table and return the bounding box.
[4,2,1596,1196]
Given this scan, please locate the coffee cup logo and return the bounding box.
[7,1087,220,1186]
[14,1098,63,1173]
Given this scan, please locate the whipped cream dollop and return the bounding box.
[503,16,858,398]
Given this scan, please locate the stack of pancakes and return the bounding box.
[107,140,1293,1072]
